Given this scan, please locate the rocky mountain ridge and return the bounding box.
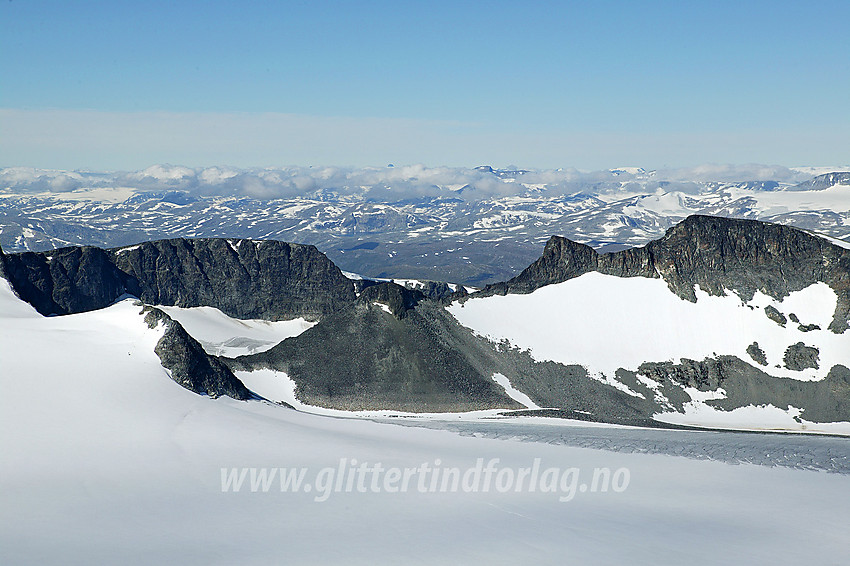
[3,168,848,285]
[2,215,848,428]
[0,238,356,320]
[479,215,850,332]
[794,171,850,190]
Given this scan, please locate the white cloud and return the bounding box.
[655,163,809,183]
[0,160,835,203]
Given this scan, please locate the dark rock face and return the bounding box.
[228,299,659,420]
[230,301,521,412]
[630,355,850,423]
[747,342,768,366]
[638,358,729,391]
[415,280,460,301]
[143,307,252,400]
[476,215,850,333]
[2,238,356,320]
[1,246,131,316]
[480,237,600,295]
[784,342,820,371]
[111,239,356,320]
[643,216,846,312]
[765,305,787,326]
[0,244,8,281]
[358,281,424,318]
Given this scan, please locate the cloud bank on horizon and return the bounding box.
[1,162,841,202]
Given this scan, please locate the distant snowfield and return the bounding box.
[2,278,850,564]
[790,165,850,176]
[599,183,850,220]
[4,185,140,203]
[157,304,316,356]
[725,182,850,216]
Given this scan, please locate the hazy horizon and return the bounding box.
[2,2,848,171]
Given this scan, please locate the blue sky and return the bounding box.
[2,0,848,170]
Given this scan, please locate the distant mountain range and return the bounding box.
[2,166,848,285]
[2,214,848,432]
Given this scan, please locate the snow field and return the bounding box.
[448,273,849,383]
[2,277,850,564]
[157,304,316,356]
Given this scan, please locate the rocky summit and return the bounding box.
[479,215,850,332]
[0,238,356,320]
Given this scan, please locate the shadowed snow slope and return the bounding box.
[3,273,850,564]
[158,304,316,356]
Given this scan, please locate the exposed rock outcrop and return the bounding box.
[747,342,768,366]
[229,300,523,412]
[627,355,850,423]
[2,238,356,320]
[783,342,820,371]
[0,244,8,280]
[2,245,131,315]
[765,306,787,326]
[358,281,424,318]
[638,358,730,391]
[476,215,850,333]
[143,306,252,399]
[227,298,662,420]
